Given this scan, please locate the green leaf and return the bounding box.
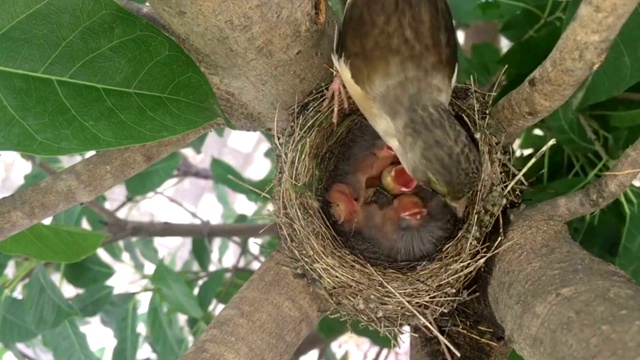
[197,270,226,311]
[522,177,587,205]
[616,189,640,282]
[188,133,209,154]
[83,195,108,231]
[146,293,188,360]
[496,24,562,102]
[18,156,63,191]
[259,237,279,258]
[327,0,345,21]
[192,238,212,271]
[217,238,230,264]
[569,201,626,263]
[540,106,596,155]
[0,224,105,263]
[215,270,253,304]
[71,284,114,317]
[136,237,160,264]
[100,294,140,360]
[0,0,222,156]
[125,152,182,196]
[317,316,349,340]
[213,183,238,223]
[449,0,537,26]
[210,157,274,203]
[589,97,640,128]
[500,0,567,43]
[103,242,124,262]
[42,319,99,360]
[52,205,84,227]
[123,239,145,272]
[457,43,502,86]
[607,124,640,159]
[578,5,640,106]
[25,266,80,332]
[64,253,115,288]
[150,262,204,318]
[0,253,12,275]
[0,297,38,343]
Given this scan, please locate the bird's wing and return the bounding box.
[335,0,458,104]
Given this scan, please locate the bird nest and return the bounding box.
[274,83,519,340]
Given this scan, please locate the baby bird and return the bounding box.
[324,116,458,264]
[329,0,481,217]
[360,190,457,263]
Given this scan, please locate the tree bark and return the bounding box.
[181,250,330,360]
[148,0,337,131]
[2,0,640,359]
[488,213,640,359]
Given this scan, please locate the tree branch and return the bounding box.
[488,213,640,359]
[176,158,212,179]
[462,22,499,56]
[490,0,639,143]
[0,124,215,241]
[181,251,330,360]
[104,220,278,244]
[532,138,640,222]
[148,0,337,131]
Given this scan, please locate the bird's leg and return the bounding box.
[324,74,350,125]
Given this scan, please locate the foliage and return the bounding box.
[0,0,636,359]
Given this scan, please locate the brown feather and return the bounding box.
[332,0,480,202]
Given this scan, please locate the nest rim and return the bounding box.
[274,83,519,342]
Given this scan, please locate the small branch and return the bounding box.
[104,220,279,244]
[490,0,639,143]
[0,124,215,241]
[181,252,330,360]
[533,138,640,222]
[489,215,640,359]
[176,159,212,179]
[26,156,121,223]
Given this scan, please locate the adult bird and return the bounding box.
[326,0,481,217]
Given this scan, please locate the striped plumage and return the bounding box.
[331,0,480,215]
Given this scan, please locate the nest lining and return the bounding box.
[274,84,520,338]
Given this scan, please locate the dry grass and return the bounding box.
[274,83,520,348]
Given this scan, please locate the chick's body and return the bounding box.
[325,117,458,264]
[333,0,481,216]
[359,190,457,263]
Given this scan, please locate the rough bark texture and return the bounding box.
[181,251,330,360]
[491,0,640,143]
[489,214,640,360]
[149,0,336,131]
[0,124,214,241]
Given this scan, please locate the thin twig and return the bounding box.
[532,138,640,222]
